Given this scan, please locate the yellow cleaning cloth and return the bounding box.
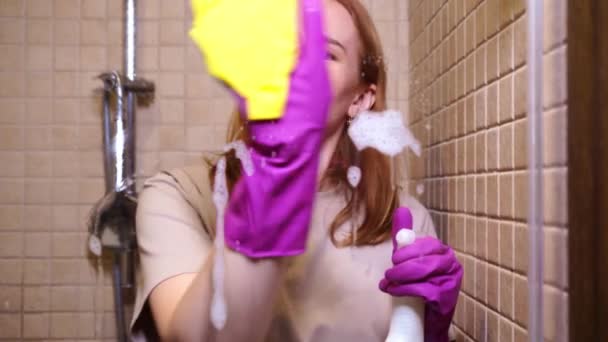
[189,0,298,121]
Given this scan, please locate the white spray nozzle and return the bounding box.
[395,228,416,248]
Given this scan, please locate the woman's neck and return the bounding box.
[317,125,346,192]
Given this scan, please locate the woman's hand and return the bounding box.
[379,207,463,342]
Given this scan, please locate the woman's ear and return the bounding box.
[347,84,377,119]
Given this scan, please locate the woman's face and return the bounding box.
[323,0,367,136]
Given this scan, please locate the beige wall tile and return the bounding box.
[82,0,106,19]
[499,74,513,123]
[77,312,96,338]
[160,20,186,45]
[543,0,567,51]
[513,223,528,273]
[80,46,108,71]
[26,98,52,124]
[0,232,23,257]
[51,285,79,311]
[473,301,487,341]
[26,0,52,17]
[486,36,499,83]
[498,123,513,170]
[54,20,80,45]
[80,20,107,45]
[159,72,185,97]
[138,46,159,71]
[499,25,513,76]
[140,0,160,19]
[500,221,514,269]
[24,232,51,257]
[0,312,21,338]
[513,274,528,327]
[53,71,80,96]
[23,286,50,311]
[487,219,499,263]
[0,72,25,97]
[50,259,79,285]
[0,259,22,284]
[475,175,486,214]
[499,269,514,318]
[24,152,51,177]
[107,19,123,45]
[543,284,568,341]
[0,99,25,124]
[514,325,528,342]
[160,46,185,71]
[513,171,528,221]
[23,312,49,338]
[543,107,567,166]
[0,179,24,204]
[543,168,568,226]
[513,118,527,168]
[0,45,24,71]
[53,98,79,124]
[463,256,475,295]
[26,72,53,97]
[26,45,53,71]
[52,180,80,205]
[544,227,568,288]
[23,205,51,231]
[51,232,81,257]
[77,125,102,150]
[139,20,159,46]
[54,0,80,18]
[487,304,499,342]
[25,179,52,204]
[79,151,104,177]
[514,15,526,68]
[499,316,514,342]
[476,217,487,260]
[512,68,527,121]
[23,259,50,284]
[54,46,79,71]
[464,295,475,335]
[543,46,567,108]
[486,127,498,171]
[27,19,51,44]
[0,0,24,16]
[50,312,78,338]
[0,205,23,230]
[0,151,24,176]
[486,81,498,126]
[475,259,487,303]
[0,285,21,312]
[0,18,24,44]
[78,178,104,204]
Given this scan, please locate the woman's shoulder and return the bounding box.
[398,192,437,238]
[142,159,211,193]
[139,160,216,233]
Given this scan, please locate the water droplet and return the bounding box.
[271,151,277,158]
[416,184,425,195]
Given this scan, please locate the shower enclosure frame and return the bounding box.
[567,0,608,340]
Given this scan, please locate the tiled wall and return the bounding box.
[404,0,568,341]
[0,0,407,339]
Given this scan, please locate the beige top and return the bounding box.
[130,161,436,341]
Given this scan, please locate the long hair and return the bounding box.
[208,0,398,247]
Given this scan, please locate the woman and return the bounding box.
[130,0,461,341]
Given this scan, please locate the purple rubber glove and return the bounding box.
[223,0,332,258]
[380,207,463,342]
